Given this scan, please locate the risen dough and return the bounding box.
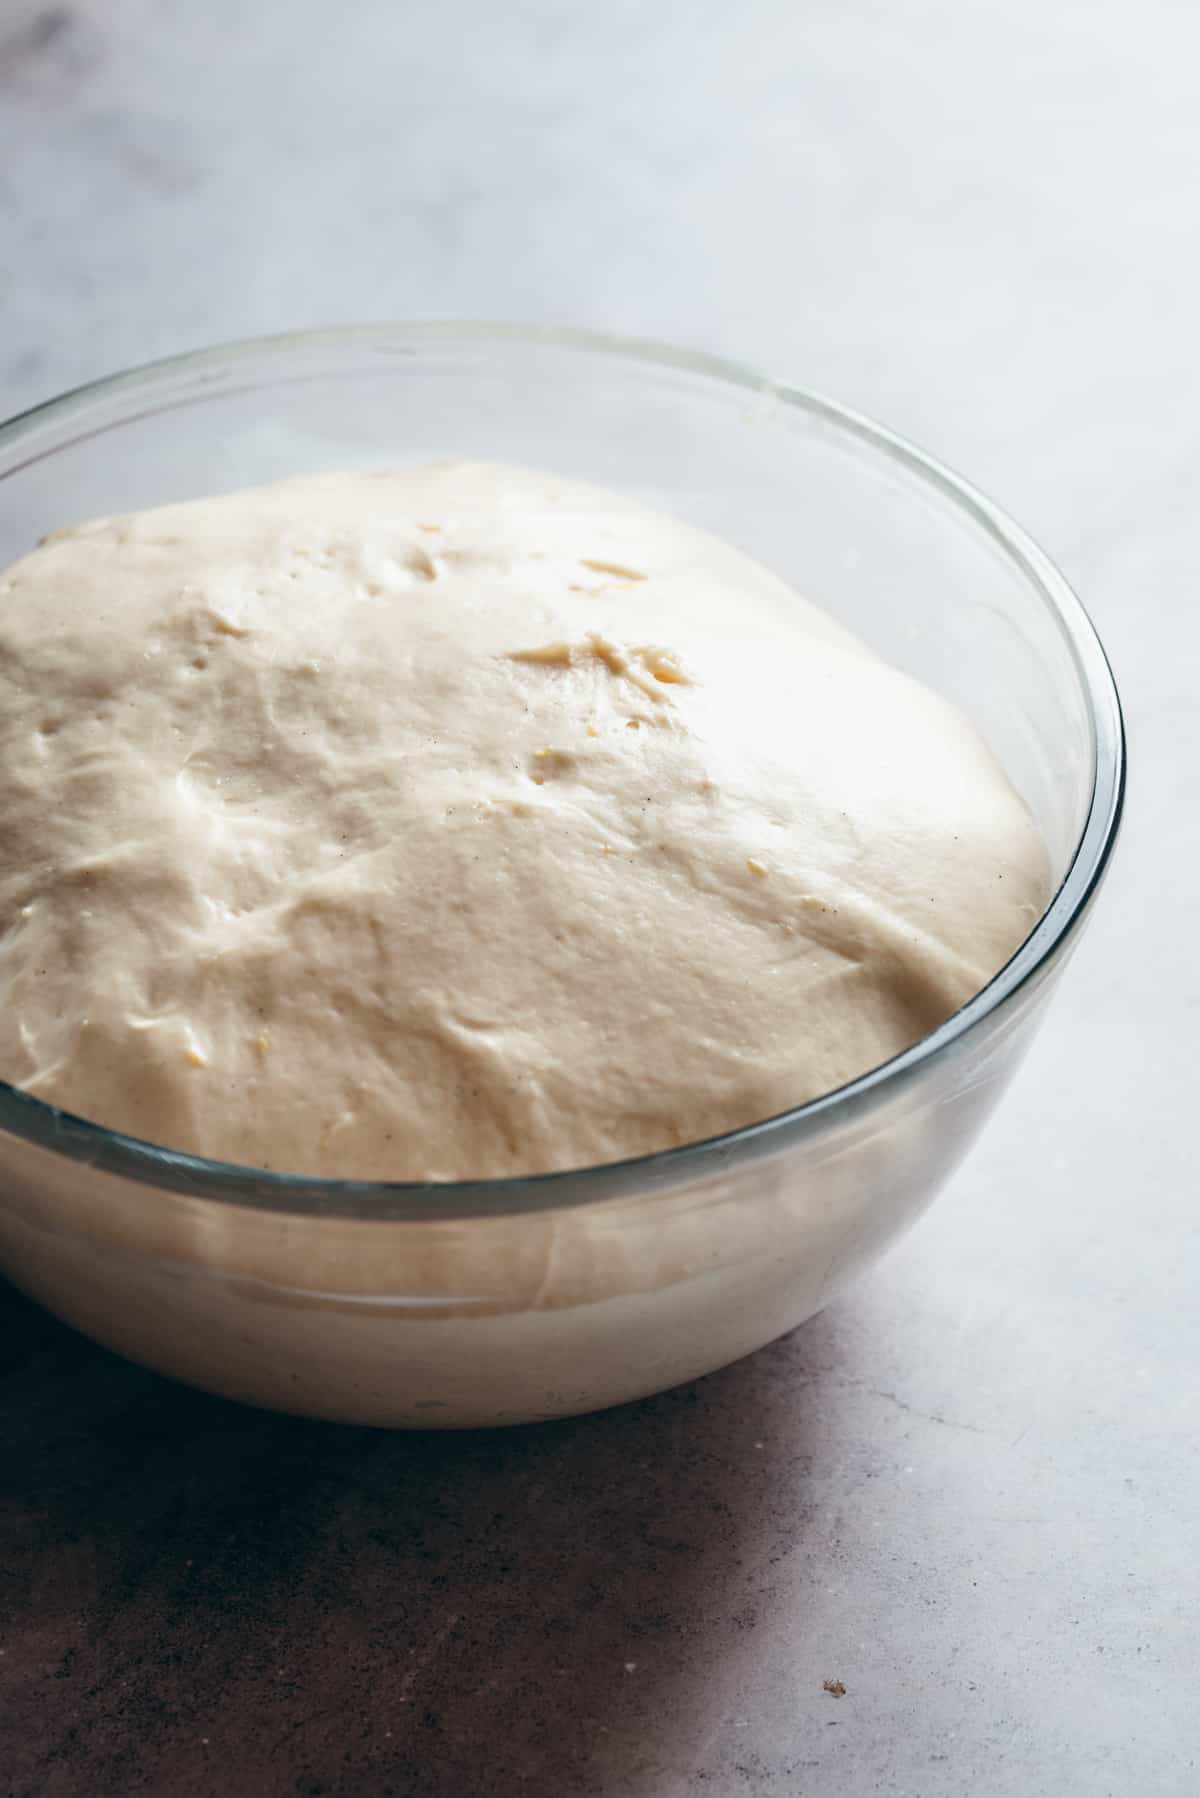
[0,462,1048,1179]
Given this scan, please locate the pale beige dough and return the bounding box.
[0,462,1049,1180]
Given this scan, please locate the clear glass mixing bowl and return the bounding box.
[0,325,1124,1426]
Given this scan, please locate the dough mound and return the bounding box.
[0,463,1048,1179]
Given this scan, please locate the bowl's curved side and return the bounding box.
[0,942,1067,1425]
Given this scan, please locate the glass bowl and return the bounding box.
[0,325,1124,1427]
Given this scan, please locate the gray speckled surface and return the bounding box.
[0,2,1195,1793]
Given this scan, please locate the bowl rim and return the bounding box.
[0,321,1126,1221]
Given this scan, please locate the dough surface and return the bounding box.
[0,462,1049,1179]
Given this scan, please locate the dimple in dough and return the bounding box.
[0,462,1050,1180]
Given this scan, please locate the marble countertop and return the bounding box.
[1,2,1194,1793]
